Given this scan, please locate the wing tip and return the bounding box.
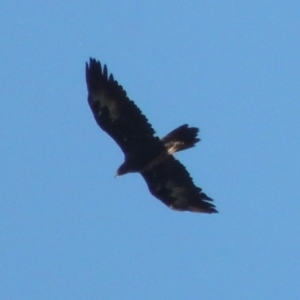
[86,58,111,93]
[170,203,218,213]
[189,204,218,214]
[198,194,218,213]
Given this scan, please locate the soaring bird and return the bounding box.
[86,58,217,213]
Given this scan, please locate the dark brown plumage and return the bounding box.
[86,58,217,213]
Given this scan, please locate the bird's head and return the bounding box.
[115,162,131,177]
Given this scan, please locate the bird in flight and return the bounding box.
[86,58,217,213]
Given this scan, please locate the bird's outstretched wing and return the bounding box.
[141,156,217,213]
[86,58,161,155]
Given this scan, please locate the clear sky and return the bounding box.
[1,1,300,299]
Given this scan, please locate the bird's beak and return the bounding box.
[114,172,119,178]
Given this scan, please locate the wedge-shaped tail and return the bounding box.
[162,124,200,154]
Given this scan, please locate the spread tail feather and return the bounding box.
[162,124,200,154]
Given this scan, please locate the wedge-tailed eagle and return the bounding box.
[86,58,217,213]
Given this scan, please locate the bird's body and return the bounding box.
[86,58,217,213]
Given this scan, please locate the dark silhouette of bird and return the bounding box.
[86,58,217,213]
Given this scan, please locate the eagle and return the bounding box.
[86,58,217,213]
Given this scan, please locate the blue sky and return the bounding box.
[1,1,300,299]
